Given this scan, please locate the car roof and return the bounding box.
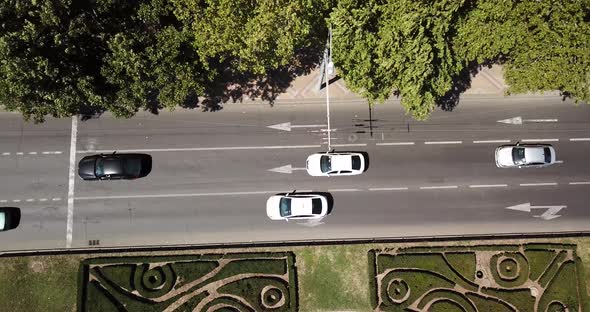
[523,147,546,163]
[289,197,318,216]
[329,154,352,171]
[102,157,123,175]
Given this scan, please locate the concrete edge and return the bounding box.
[1,231,589,257]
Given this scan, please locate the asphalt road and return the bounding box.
[0,96,589,251]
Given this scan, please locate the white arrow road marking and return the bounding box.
[497,116,558,125]
[506,202,566,220]
[268,164,307,174]
[267,122,327,132]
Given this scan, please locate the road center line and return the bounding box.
[330,143,367,147]
[75,190,282,200]
[77,144,321,154]
[369,187,409,191]
[376,142,415,146]
[570,138,590,141]
[472,140,511,144]
[569,181,590,185]
[424,141,462,145]
[521,139,559,142]
[327,188,361,192]
[469,184,508,188]
[519,182,557,186]
[419,185,458,190]
[66,116,78,248]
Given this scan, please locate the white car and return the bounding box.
[266,192,328,221]
[495,143,556,168]
[306,152,366,176]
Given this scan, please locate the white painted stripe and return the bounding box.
[376,142,415,146]
[570,138,590,141]
[327,188,361,192]
[25,199,34,202]
[12,199,21,202]
[419,185,458,190]
[42,151,63,155]
[424,141,462,145]
[369,187,409,191]
[77,145,321,154]
[569,181,590,185]
[519,182,558,186]
[16,152,23,155]
[473,140,511,144]
[52,198,61,201]
[521,139,558,142]
[28,152,37,155]
[0,200,6,203]
[1,152,9,156]
[66,116,78,248]
[75,190,281,200]
[330,143,367,147]
[39,198,47,202]
[469,184,508,188]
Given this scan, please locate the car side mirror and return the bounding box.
[516,141,520,146]
[112,151,117,154]
[285,218,289,223]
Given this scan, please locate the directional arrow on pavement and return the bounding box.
[268,164,307,174]
[268,122,327,132]
[506,202,566,220]
[497,116,558,125]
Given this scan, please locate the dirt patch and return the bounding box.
[29,260,45,273]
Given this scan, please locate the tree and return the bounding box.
[455,0,590,103]
[331,0,467,120]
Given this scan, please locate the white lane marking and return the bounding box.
[328,188,361,192]
[75,190,281,200]
[28,152,37,155]
[554,160,564,164]
[77,145,321,154]
[42,151,63,155]
[570,138,590,141]
[0,200,6,203]
[369,187,409,191]
[521,139,559,142]
[12,199,21,202]
[520,182,558,186]
[16,152,23,155]
[39,198,47,202]
[1,152,9,156]
[419,185,458,190]
[66,116,78,248]
[25,199,34,202]
[469,184,508,188]
[52,197,61,201]
[330,143,367,147]
[569,181,590,185]
[473,140,511,144]
[424,141,462,145]
[376,142,415,146]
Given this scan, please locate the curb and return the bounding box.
[1,231,589,257]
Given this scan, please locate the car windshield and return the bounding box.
[512,147,526,165]
[320,155,331,173]
[0,212,5,230]
[279,198,292,217]
[544,147,551,163]
[312,198,322,214]
[351,156,361,170]
[95,158,105,177]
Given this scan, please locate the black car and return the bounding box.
[78,152,152,180]
[0,207,21,232]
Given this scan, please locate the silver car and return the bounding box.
[495,143,556,168]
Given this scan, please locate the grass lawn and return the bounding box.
[0,237,588,312]
[0,255,81,312]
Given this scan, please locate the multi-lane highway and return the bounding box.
[0,96,589,251]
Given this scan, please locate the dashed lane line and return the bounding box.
[0,197,63,203]
[570,138,590,141]
[1,151,63,156]
[77,145,321,154]
[469,184,508,188]
[521,138,559,142]
[369,187,409,191]
[520,182,558,187]
[328,188,361,192]
[424,141,463,145]
[473,140,511,144]
[376,142,415,146]
[419,185,458,190]
[569,181,590,185]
